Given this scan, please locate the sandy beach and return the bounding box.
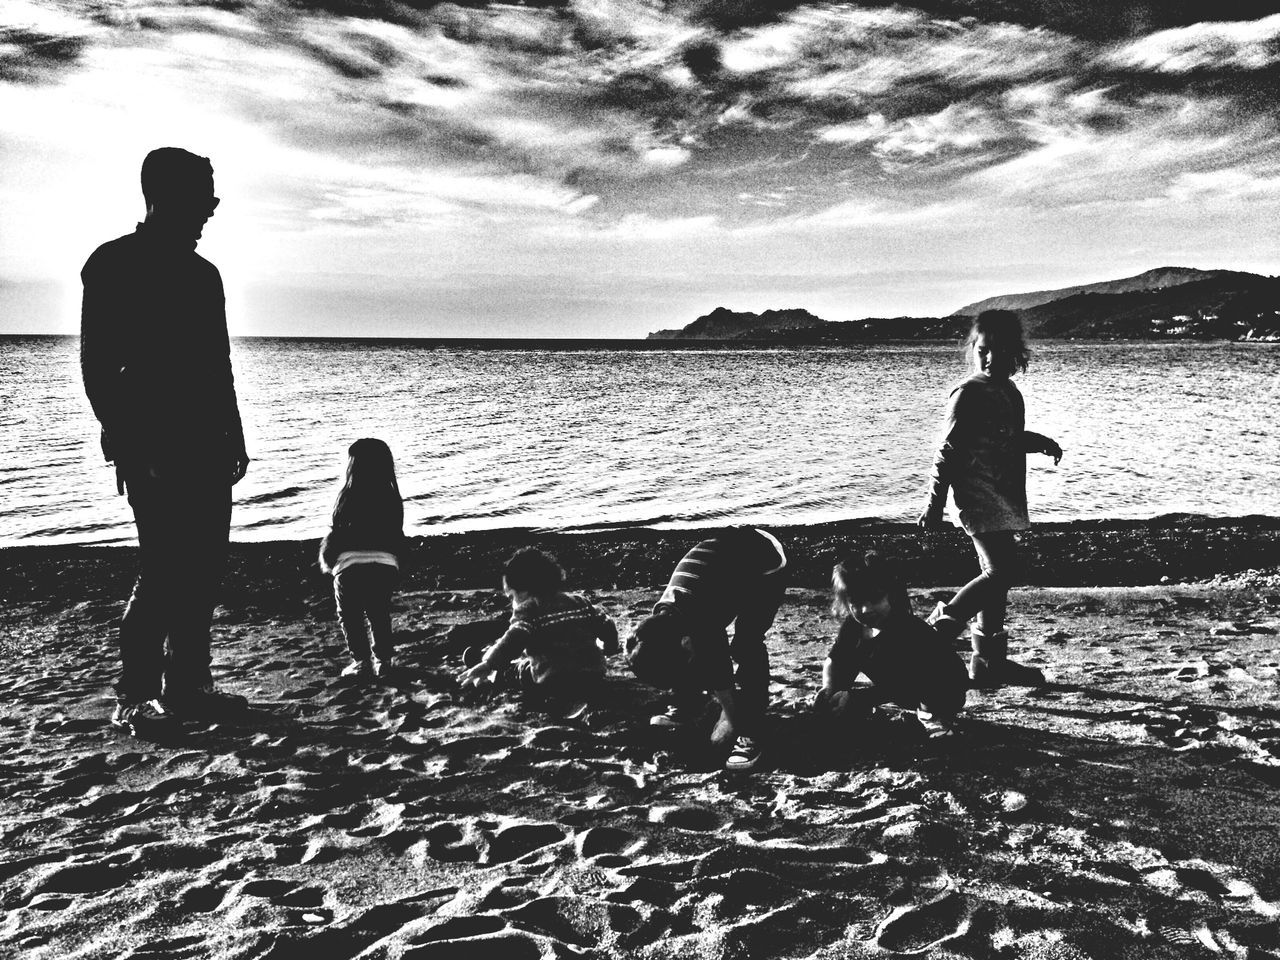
[4,519,1280,959]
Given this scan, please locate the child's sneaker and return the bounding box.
[342,659,374,680]
[111,698,170,734]
[917,709,956,740]
[372,656,394,679]
[725,736,763,771]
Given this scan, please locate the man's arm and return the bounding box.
[80,254,123,449]
[209,266,249,484]
[80,251,133,489]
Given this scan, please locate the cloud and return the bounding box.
[1108,13,1280,74]
[5,0,1280,249]
[0,1,88,82]
[1166,168,1280,202]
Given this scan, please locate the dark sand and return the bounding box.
[4,519,1280,959]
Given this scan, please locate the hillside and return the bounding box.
[951,267,1241,316]
[647,267,1280,343]
[1019,274,1280,339]
[648,308,966,341]
[648,307,825,339]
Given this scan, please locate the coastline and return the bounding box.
[6,515,1280,609]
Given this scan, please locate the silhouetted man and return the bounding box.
[81,147,250,734]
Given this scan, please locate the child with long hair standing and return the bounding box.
[319,438,406,680]
[918,310,1062,688]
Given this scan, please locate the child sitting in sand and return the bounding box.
[319,438,406,681]
[457,548,618,702]
[814,551,967,737]
[626,528,787,772]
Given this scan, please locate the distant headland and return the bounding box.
[648,267,1280,342]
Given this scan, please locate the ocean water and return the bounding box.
[4,335,1280,547]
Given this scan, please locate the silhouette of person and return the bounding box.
[81,147,250,734]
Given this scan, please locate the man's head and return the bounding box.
[141,147,218,243]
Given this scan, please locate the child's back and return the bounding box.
[458,548,618,699]
[502,591,616,686]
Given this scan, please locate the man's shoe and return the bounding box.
[341,659,374,680]
[111,699,170,734]
[165,683,249,719]
[725,736,763,771]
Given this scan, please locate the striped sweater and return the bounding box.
[486,592,618,686]
[654,528,786,627]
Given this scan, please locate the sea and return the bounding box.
[4,335,1279,548]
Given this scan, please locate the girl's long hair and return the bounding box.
[967,309,1030,375]
[831,550,910,619]
[332,438,403,530]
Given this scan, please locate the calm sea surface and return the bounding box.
[4,336,1279,547]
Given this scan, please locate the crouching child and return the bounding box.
[626,528,787,772]
[815,551,967,739]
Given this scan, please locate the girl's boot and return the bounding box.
[969,628,1045,688]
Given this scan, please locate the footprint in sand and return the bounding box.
[502,895,646,947]
[872,890,971,954]
[177,881,228,912]
[419,822,482,864]
[648,805,726,832]
[576,826,637,859]
[22,860,130,901]
[485,823,569,864]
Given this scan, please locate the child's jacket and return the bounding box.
[487,593,617,686]
[928,373,1035,535]
[827,611,967,716]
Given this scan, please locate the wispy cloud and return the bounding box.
[2,1,1279,333]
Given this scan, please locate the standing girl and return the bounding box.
[918,310,1062,688]
[319,438,406,680]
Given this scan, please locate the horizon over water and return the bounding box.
[4,334,1280,548]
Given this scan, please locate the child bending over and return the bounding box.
[626,528,787,772]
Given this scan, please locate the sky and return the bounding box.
[2,0,1279,338]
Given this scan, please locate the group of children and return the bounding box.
[317,310,1062,772]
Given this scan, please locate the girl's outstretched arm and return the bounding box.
[1022,431,1063,465]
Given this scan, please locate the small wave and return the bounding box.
[240,485,312,506]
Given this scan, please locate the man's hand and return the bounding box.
[231,453,250,485]
[1042,439,1063,466]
